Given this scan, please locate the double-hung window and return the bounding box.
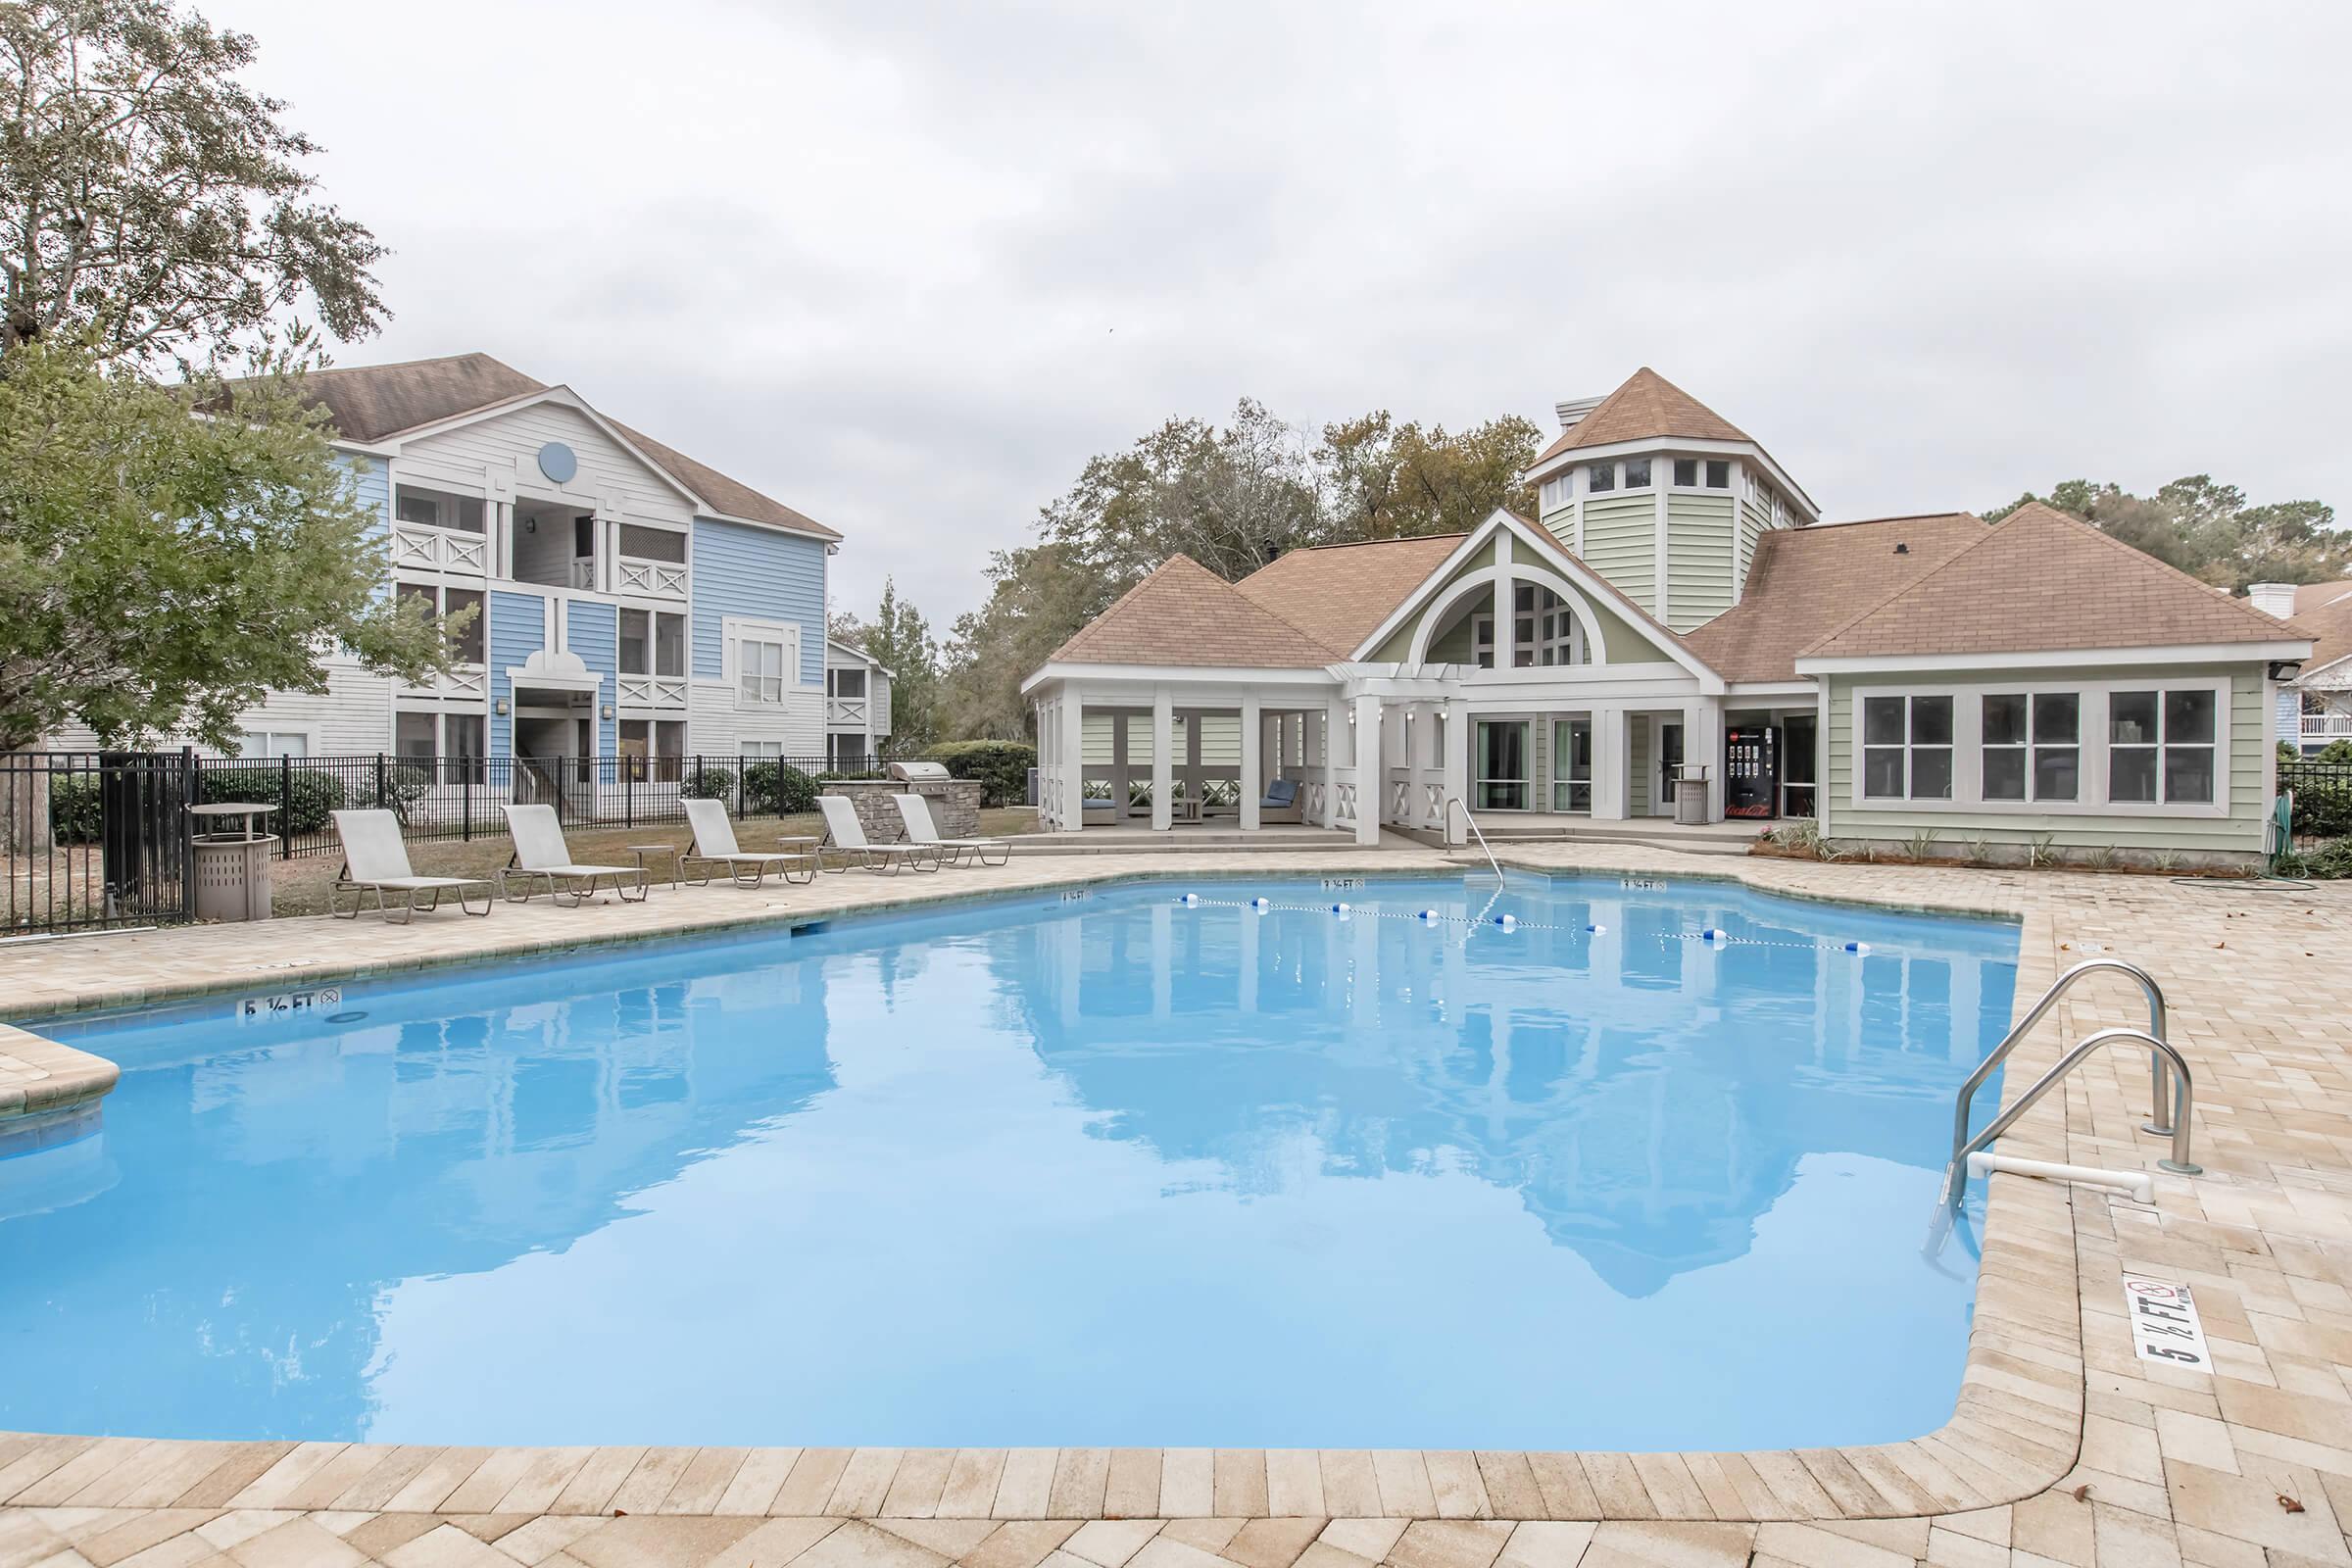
[739,637,787,704]
[1861,695,1952,800]
[1982,693,2078,801]
[2110,689,2216,804]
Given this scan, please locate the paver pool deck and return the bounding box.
[2,843,2348,1568]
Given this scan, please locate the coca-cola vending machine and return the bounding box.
[1725,725,1780,818]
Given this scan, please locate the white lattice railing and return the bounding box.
[1333,781,1357,827]
[827,697,869,728]
[615,557,688,598]
[398,663,487,701]
[1304,780,1328,824]
[617,675,687,708]
[390,523,487,574]
[1420,778,1446,830]
[2303,712,2352,738]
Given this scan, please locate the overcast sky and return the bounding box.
[217,1,2351,629]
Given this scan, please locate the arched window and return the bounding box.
[1477,581,1584,666]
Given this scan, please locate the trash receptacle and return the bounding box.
[189,802,279,921]
[1674,765,1711,826]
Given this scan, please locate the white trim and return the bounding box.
[721,614,806,710]
[1844,675,2232,819]
[1408,563,1607,669]
[1523,435,1821,522]
[1798,641,2309,675]
[1020,661,1342,696]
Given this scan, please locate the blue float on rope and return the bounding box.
[1331,902,1350,914]
[1418,908,1440,921]
[1250,896,1271,908]
[1843,940,1872,955]
[1178,893,1200,906]
[1494,913,1517,929]
[1587,923,1607,935]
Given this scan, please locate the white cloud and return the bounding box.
[218,0,2352,626]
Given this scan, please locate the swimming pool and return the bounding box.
[2,872,2018,1452]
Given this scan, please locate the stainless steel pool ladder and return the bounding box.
[1444,797,1503,883]
[1939,958,2201,1206]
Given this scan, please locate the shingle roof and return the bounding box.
[1529,368,1750,466]
[1798,503,2301,663]
[2294,590,2352,676]
[1681,514,1989,682]
[291,352,838,539]
[1233,533,1466,656]
[2292,580,2352,616]
[1045,555,1340,668]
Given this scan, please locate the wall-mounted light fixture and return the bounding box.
[493,698,510,716]
[600,703,615,721]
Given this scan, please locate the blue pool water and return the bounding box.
[2,873,2017,1451]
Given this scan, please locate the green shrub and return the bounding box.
[48,775,103,845]
[681,765,735,802]
[2289,778,2352,839]
[925,739,1036,808]
[741,761,818,814]
[199,764,346,836]
[2301,838,2352,879]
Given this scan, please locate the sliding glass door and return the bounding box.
[1551,718,1592,812]
[1474,720,1529,810]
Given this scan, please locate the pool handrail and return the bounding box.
[1944,1025,2198,1207]
[1444,796,1503,883]
[1947,956,2173,1175]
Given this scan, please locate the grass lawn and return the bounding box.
[267,806,1039,917]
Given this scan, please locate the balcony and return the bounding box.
[398,663,489,702]
[615,555,688,598]
[2302,712,2352,741]
[826,695,871,729]
[390,522,487,575]
[617,674,688,709]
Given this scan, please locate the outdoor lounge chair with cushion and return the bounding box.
[1259,776,1305,824]
[891,792,1011,867]
[681,799,819,888]
[497,804,650,906]
[816,796,940,873]
[329,808,495,922]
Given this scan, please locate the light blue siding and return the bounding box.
[691,517,827,684]
[566,600,619,758]
[2278,686,2300,752]
[488,590,547,759]
[340,452,389,542]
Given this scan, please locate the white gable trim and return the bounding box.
[1795,640,2312,675]
[1404,563,1609,667]
[1349,510,1725,691]
[375,385,713,513]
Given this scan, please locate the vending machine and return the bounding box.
[1724,725,1781,818]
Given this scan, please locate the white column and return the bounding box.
[1059,689,1085,833]
[1352,692,1381,847]
[1492,531,1517,671]
[1683,701,1723,823]
[1151,687,1174,831]
[1445,697,1472,845]
[1240,693,1262,831]
[1323,696,1346,830]
[1593,707,1630,820]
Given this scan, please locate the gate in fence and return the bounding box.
[1,751,196,936]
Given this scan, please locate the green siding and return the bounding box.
[1582,496,1655,614]
[1822,664,2268,857]
[1541,501,1576,555]
[1737,495,1772,601]
[1666,493,1736,631]
[1427,610,1477,662]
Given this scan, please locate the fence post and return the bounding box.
[279,754,293,858]
[736,759,745,818]
[625,759,634,829]
[463,758,473,842]
[374,753,387,810]
[179,747,197,921]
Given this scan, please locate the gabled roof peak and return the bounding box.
[1044,555,1339,669]
[1530,368,1749,466]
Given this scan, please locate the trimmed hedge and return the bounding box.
[48,775,103,845]
[924,740,1036,808]
[681,765,735,801]
[199,765,347,836]
[743,761,818,814]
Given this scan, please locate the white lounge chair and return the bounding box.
[816,795,939,873]
[329,808,495,922]
[891,792,1010,867]
[682,799,818,888]
[497,804,649,906]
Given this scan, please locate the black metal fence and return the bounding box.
[1,752,196,935]
[184,753,906,860]
[2279,759,2352,842]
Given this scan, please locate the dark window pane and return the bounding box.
[446,588,485,663]
[2110,691,2158,745]
[2034,747,2080,802]
[2110,747,2157,803]
[2165,689,2216,744]
[1911,696,1953,746]
[1588,464,1615,493]
[1864,747,1906,798]
[1705,460,1731,487]
[1864,697,1906,746]
[1673,459,1697,486]
[1912,747,1953,800]
[2165,746,2214,804]
[1983,749,2027,801]
[2033,692,2079,743]
[1623,458,1652,489]
[1983,694,2027,747]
